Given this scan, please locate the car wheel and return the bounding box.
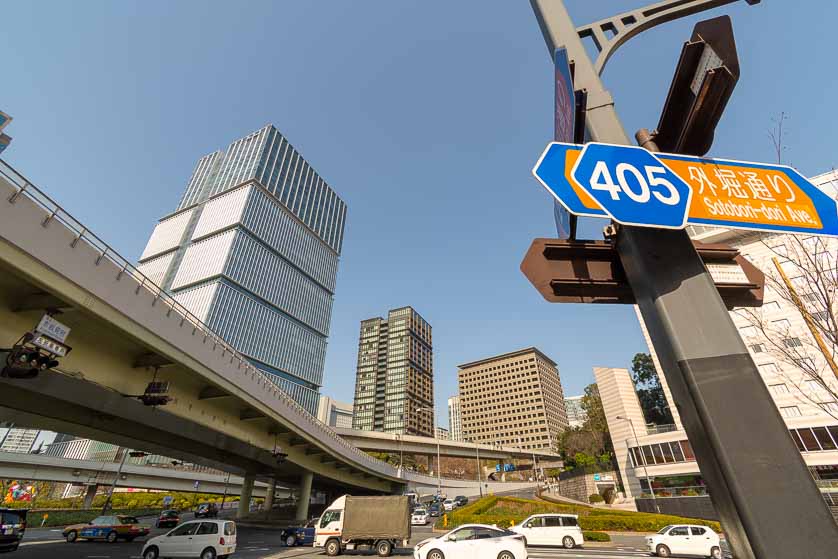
[200,547,217,559]
[143,546,159,559]
[325,538,341,556]
[657,544,671,557]
[562,536,575,549]
[65,530,78,543]
[710,546,722,559]
[427,549,445,559]
[497,552,515,559]
[286,534,296,546]
[106,531,118,543]
[376,540,393,556]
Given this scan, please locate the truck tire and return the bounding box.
[325,538,342,556]
[376,540,393,556]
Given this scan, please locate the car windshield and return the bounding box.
[414,509,427,514]
[658,525,673,534]
[162,511,178,517]
[0,510,25,525]
[119,516,139,524]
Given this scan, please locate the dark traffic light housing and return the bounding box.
[1,331,70,379]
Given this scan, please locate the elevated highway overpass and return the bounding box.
[0,159,532,517]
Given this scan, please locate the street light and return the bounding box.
[615,416,659,513]
[416,406,441,495]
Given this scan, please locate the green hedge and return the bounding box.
[23,509,159,528]
[444,496,721,534]
[583,531,611,542]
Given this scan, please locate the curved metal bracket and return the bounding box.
[576,0,757,75]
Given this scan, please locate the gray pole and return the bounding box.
[101,447,129,514]
[529,1,838,557]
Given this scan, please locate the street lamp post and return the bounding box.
[615,416,659,514]
[416,407,441,495]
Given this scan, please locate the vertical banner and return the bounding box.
[553,48,575,239]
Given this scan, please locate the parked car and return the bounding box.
[63,515,149,543]
[414,524,527,559]
[427,503,442,517]
[647,525,721,558]
[156,510,180,529]
[510,513,583,548]
[141,519,236,559]
[411,508,430,526]
[442,499,455,511]
[454,496,468,507]
[194,503,218,519]
[0,508,27,553]
[281,518,317,546]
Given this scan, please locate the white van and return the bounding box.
[141,519,236,559]
[509,513,583,548]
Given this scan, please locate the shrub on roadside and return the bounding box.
[588,493,604,503]
[583,531,611,542]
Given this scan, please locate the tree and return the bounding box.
[630,353,675,426]
[737,234,838,422]
[580,383,608,436]
[558,384,613,469]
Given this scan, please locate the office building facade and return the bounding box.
[0,428,39,453]
[458,347,568,451]
[448,395,463,442]
[352,307,434,437]
[564,395,588,428]
[598,168,838,509]
[435,427,450,440]
[317,396,354,429]
[138,125,347,414]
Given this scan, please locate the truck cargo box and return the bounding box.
[341,495,411,541]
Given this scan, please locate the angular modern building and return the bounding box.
[316,396,353,429]
[138,125,347,414]
[458,347,568,451]
[448,395,463,442]
[351,307,434,437]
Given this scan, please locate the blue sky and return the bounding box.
[3,1,837,429]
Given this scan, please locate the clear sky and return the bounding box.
[2,1,837,430]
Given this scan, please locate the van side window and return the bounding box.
[320,510,341,528]
[561,516,578,527]
[543,516,562,527]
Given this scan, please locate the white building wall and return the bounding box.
[448,396,463,442]
[139,209,195,261]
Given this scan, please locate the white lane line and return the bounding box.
[19,540,63,546]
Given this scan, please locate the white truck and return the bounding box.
[314,495,411,557]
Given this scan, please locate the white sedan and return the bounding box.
[141,519,237,559]
[414,524,527,559]
[412,508,430,526]
[647,524,721,558]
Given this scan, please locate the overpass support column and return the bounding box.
[264,478,277,511]
[82,484,98,509]
[295,471,313,521]
[237,474,254,519]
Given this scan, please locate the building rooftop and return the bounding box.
[458,347,557,369]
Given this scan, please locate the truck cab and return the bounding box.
[314,495,410,557]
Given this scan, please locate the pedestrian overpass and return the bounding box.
[0,159,538,517]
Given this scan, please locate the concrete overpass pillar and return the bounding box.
[264,478,277,511]
[82,484,98,509]
[237,474,254,519]
[295,471,313,521]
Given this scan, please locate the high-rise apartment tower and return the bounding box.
[352,307,433,436]
[138,125,347,414]
[448,395,463,442]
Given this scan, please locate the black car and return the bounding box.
[156,510,180,528]
[0,509,26,553]
[454,495,468,507]
[427,503,442,517]
[194,503,218,518]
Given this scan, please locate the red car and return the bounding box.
[156,510,180,528]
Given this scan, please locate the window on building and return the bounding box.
[749,343,766,353]
[763,301,781,311]
[797,428,821,451]
[740,325,758,338]
[784,337,804,348]
[812,427,837,450]
[671,441,685,462]
[789,429,806,451]
[772,318,792,331]
[781,406,802,418]
[660,442,675,463]
[769,383,790,395]
[759,363,780,375]
[681,440,695,461]
[820,402,838,415]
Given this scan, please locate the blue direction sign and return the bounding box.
[533,141,838,236]
[572,143,692,229]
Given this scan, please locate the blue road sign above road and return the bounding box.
[533,141,838,236]
[552,47,575,239]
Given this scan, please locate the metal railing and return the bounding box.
[645,424,679,435]
[0,158,412,481]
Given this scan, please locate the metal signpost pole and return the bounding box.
[617,415,659,513]
[529,1,838,557]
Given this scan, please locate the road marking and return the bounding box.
[19,540,63,546]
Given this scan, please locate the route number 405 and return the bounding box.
[589,160,680,205]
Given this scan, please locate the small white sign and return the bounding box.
[36,314,71,343]
[706,262,751,286]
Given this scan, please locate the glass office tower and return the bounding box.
[138,125,347,414]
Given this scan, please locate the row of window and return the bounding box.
[628,440,697,468]
[790,425,838,452]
